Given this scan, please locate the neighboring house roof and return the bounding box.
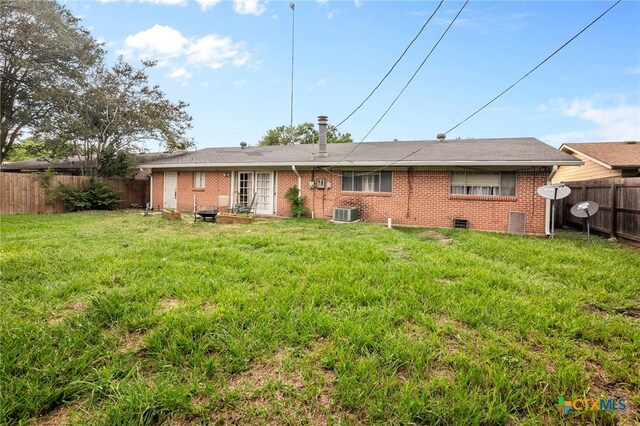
[0,152,185,174]
[141,137,581,169]
[0,155,90,172]
[560,141,640,169]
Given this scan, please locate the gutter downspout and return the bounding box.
[545,165,559,236]
[140,168,152,209]
[291,165,301,197]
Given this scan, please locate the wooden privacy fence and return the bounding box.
[557,177,640,245]
[0,172,150,215]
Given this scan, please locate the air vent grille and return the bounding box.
[453,218,469,229]
[508,211,526,234]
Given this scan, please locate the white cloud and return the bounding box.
[233,79,247,87]
[233,0,268,16]
[195,0,221,10]
[168,67,192,80]
[327,9,337,19]
[354,0,362,7]
[541,97,640,143]
[141,0,187,5]
[186,34,249,69]
[123,24,187,58]
[121,25,251,81]
[316,0,329,5]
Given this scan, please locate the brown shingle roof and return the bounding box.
[561,142,640,169]
[141,137,581,168]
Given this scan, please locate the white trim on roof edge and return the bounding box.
[140,160,582,169]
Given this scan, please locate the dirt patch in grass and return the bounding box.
[386,245,411,262]
[227,348,294,392]
[34,406,70,426]
[435,277,455,284]
[117,331,149,354]
[201,301,216,315]
[216,344,342,424]
[421,229,454,245]
[158,298,184,313]
[429,365,454,381]
[585,360,634,397]
[47,300,89,325]
[583,359,639,422]
[400,320,431,342]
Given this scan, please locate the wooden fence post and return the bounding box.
[610,182,618,239]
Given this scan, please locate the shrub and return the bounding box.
[57,178,121,211]
[284,186,309,218]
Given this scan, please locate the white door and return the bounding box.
[163,172,177,209]
[255,172,273,215]
[237,172,254,210]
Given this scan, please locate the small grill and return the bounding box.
[194,210,218,222]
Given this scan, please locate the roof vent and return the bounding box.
[436,133,446,142]
[240,141,247,149]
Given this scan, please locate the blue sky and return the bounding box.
[66,0,640,150]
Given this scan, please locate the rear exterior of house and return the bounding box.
[141,120,581,235]
[151,168,550,234]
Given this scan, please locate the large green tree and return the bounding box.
[0,0,102,163]
[259,122,352,146]
[38,58,194,175]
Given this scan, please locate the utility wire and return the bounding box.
[327,0,468,171]
[444,0,621,135]
[328,0,621,178]
[334,0,444,129]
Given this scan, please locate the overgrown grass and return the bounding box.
[1,211,638,425]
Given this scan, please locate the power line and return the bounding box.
[328,0,621,178]
[334,0,444,129]
[327,0,468,171]
[444,0,622,135]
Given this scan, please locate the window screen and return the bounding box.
[342,171,392,193]
[193,171,205,188]
[451,172,516,196]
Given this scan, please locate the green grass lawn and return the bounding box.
[1,211,638,425]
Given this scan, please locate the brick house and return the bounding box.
[141,118,580,235]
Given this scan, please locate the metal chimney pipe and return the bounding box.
[318,115,328,157]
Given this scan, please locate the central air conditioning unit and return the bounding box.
[333,207,359,222]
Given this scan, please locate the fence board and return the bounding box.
[558,177,640,245]
[0,172,149,215]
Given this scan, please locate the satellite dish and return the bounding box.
[537,184,571,200]
[570,201,599,218]
[570,201,599,242]
[537,184,571,238]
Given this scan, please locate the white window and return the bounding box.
[451,172,516,196]
[193,171,205,188]
[341,171,392,193]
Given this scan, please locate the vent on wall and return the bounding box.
[453,218,469,229]
[508,211,526,234]
[333,207,359,222]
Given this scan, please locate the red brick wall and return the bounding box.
[152,172,164,211]
[288,170,548,234]
[152,171,232,212]
[154,169,549,234]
